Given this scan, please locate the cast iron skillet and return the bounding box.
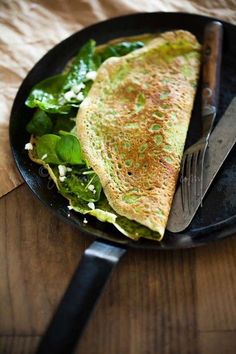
[10,12,236,354]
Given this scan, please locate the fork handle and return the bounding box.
[202,21,223,136]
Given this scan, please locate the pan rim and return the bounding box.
[9,11,236,250]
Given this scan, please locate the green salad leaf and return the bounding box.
[63,39,99,92]
[99,41,144,61]
[52,115,75,134]
[36,134,62,164]
[27,109,76,136]
[60,170,102,202]
[35,133,85,165]
[56,134,84,165]
[26,110,53,136]
[25,74,69,114]
[25,40,98,114]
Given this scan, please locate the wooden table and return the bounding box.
[1,184,236,354]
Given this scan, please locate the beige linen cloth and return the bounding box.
[0,0,235,197]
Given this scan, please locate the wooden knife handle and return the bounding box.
[202,21,223,123]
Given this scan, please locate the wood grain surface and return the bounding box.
[0,184,236,354]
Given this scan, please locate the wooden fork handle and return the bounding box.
[202,21,223,134]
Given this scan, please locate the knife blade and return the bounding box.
[167,97,236,233]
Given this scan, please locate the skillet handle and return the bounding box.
[36,240,126,354]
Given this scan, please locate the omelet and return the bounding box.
[77,30,201,238]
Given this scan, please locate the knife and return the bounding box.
[167,97,236,233]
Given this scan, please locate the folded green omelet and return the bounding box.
[77,30,201,238]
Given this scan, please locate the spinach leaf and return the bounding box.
[99,41,144,61]
[82,80,93,98]
[25,40,98,114]
[53,116,75,134]
[63,39,99,92]
[35,131,85,165]
[56,134,84,165]
[60,170,102,202]
[25,74,70,114]
[36,134,62,164]
[26,110,53,136]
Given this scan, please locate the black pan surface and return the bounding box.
[10,12,236,249]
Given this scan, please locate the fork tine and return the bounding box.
[180,154,187,212]
[186,153,193,213]
[197,145,208,205]
[196,150,203,199]
[192,150,200,211]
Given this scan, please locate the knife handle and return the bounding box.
[202,21,223,135]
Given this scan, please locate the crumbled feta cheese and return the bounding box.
[76,92,84,101]
[41,154,48,160]
[72,83,85,94]
[58,165,67,177]
[25,143,33,150]
[59,176,66,182]
[88,184,95,191]
[67,205,73,210]
[83,218,88,224]
[85,71,97,81]
[64,90,76,101]
[66,167,72,172]
[59,96,66,105]
[87,202,95,210]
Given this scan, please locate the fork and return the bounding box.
[181,21,223,213]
